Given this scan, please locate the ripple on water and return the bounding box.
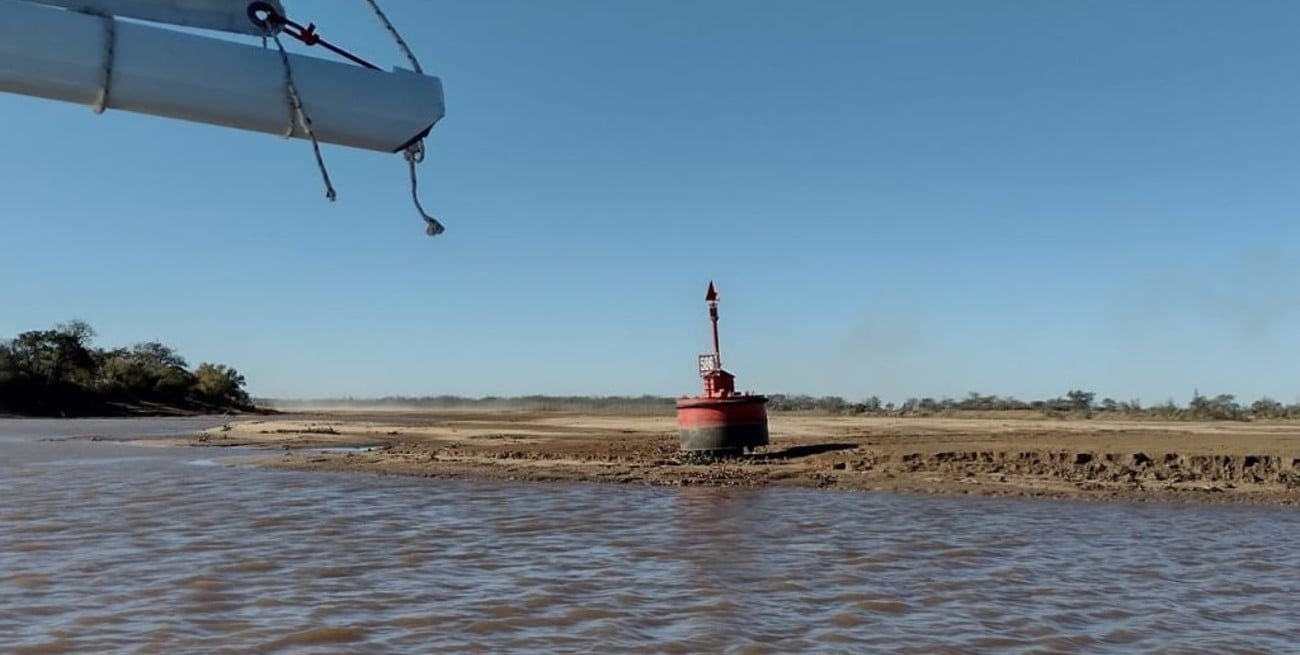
[2,427,1300,654]
[261,626,369,649]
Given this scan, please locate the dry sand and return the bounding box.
[171,411,1300,505]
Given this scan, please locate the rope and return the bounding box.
[78,9,115,114]
[269,31,337,202]
[259,2,442,236]
[404,142,444,236]
[361,0,446,236]
[360,0,423,74]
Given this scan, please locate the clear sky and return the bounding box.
[4,0,1300,404]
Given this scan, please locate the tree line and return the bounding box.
[265,389,1300,421]
[765,390,1300,420]
[0,320,252,416]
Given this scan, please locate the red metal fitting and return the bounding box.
[297,24,320,45]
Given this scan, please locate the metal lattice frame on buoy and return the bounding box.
[0,0,448,236]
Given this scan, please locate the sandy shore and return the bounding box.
[168,410,1300,505]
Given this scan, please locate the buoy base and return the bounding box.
[676,395,769,454]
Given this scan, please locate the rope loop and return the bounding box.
[405,142,444,236]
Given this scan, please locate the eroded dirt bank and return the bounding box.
[170,411,1300,505]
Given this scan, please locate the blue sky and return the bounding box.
[4,0,1300,403]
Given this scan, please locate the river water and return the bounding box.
[2,419,1298,654]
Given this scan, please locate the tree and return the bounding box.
[1151,399,1181,418]
[959,392,998,410]
[0,344,15,385]
[0,321,102,413]
[95,347,149,393]
[7,327,97,389]
[128,341,194,398]
[57,319,96,345]
[1066,390,1095,412]
[1187,391,1240,420]
[1250,397,1284,419]
[1,320,255,415]
[194,363,251,407]
[1208,394,1241,420]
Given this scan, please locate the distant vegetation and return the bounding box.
[0,320,252,417]
[766,390,1300,421]
[266,395,679,415]
[266,389,1300,421]
[5,318,1283,423]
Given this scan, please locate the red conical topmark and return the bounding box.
[705,281,719,303]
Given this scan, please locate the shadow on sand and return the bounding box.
[763,443,858,460]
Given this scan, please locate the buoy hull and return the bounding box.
[676,395,769,453]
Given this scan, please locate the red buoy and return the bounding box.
[676,281,769,454]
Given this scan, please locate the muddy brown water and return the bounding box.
[2,419,1299,654]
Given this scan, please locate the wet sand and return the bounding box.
[166,411,1300,505]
